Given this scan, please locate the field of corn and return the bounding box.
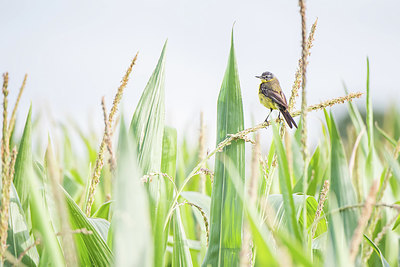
[1,3,400,267]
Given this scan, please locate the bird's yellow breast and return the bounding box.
[258,82,279,110]
[258,91,278,109]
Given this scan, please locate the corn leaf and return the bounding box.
[4,184,39,266]
[325,195,350,266]
[64,189,113,265]
[113,116,152,266]
[172,207,193,267]
[13,106,33,223]
[363,234,390,267]
[344,84,368,157]
[129,41,166,176]
[180,191,210,220]
[272,122,302,242]
[92,201,113,221]
[246,210,279,267]
[215,155,305,266]
[161,126,178,264]
[365,58,382,182]
[129,41,167,266]
[267,194,327,238]
[16,107,65,265]
[328,112,358,242]
[382,151,400,230]
[202,30,245,266]
[161,126,177,205]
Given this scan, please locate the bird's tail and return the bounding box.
[280,108,298,129]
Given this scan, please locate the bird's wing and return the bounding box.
[261,86,288,108]
[280,90,288,106]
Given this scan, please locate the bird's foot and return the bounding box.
[263,118,270,128]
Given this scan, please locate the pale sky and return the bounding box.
[1,1,399,147]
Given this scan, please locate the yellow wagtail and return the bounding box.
[256,71,297,128]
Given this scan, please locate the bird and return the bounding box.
[256,71,298,128]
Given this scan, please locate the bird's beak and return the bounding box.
[255,76,261,79]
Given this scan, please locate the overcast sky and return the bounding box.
[1,1,399,147]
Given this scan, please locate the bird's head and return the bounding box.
[255,71,275,82]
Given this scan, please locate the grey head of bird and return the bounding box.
[255,71,275,81]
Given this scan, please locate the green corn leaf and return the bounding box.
[63,172,83,201]
[323,109,331,133]
[328,112,358,243]
[113,116,152,266]
[381,151,400,230]
[363,234,390,267]
[366,58,373,149]
[292,120,305,182]
[154,126,177,266]
[246,210,279,267]
[87,217,110,242]
[3,184,39,266]
[272,122,302,242]
[181,191,211,261]
[13,106,33,222]
[92,201,113,221]
[306,146,329,196]
[15,107,65,265]
[161,126,177,204]
[202,29,245,266]
[343,84,368,157]
[215,155,308,266]
[129,41,166,176]
[365,58,382,182]
[325,195,350,266]
[130,42,168,266]
[180,191,210,220]
[375,122,397,147]
[129,41,167,266]
[63,189,113,265]
[267,194,327,239]
[180,204,198,266]
[172,207,193,267]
